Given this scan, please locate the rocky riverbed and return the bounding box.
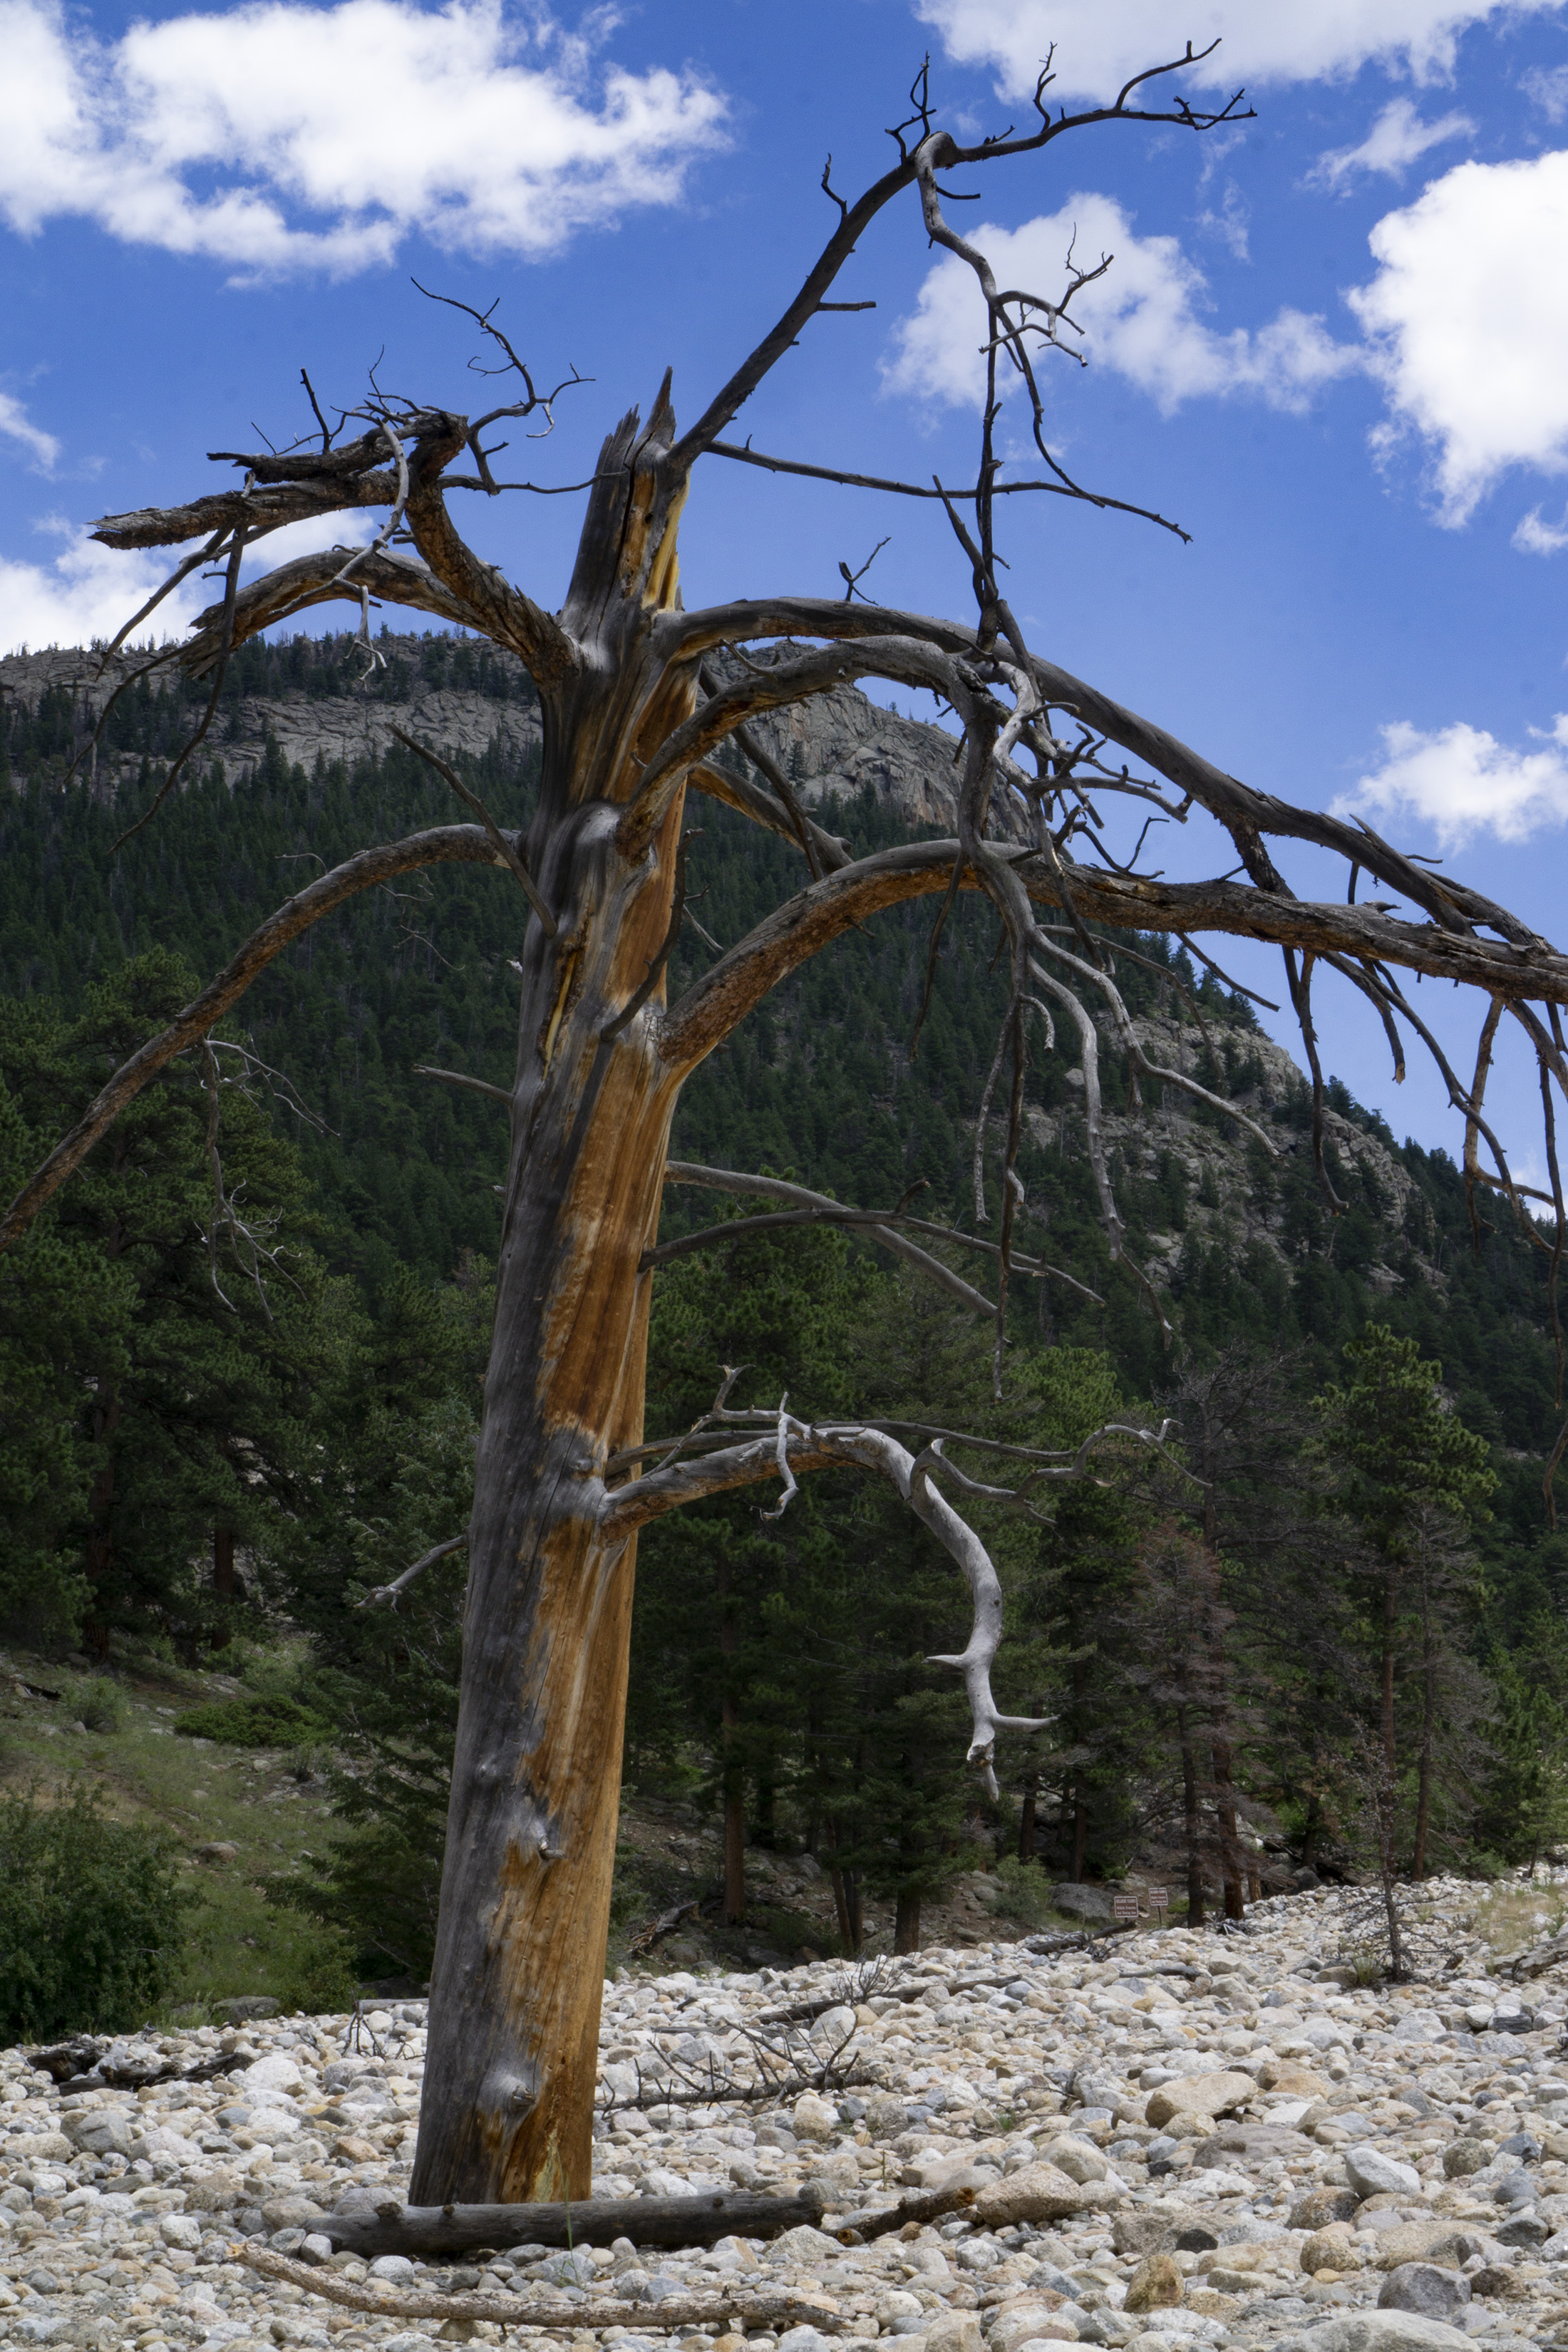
[6,1878,1568,2352]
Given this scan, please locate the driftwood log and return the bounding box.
[316,2180,974,2259]
[242,2244,848,2335]
[319,2185,830,2256]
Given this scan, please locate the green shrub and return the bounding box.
[984,1855,1056,1929]
[267,1818,442,1983]
[73,1678,124,1734]
[173,1694,326,1745]
[0,1785,195,2040]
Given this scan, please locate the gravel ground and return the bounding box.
[6,1878,1568,2352]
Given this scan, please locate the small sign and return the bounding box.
[1112,1893,1142,1922]
[1145,1887,1170,1914]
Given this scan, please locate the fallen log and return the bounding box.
[626,1899,700,1956]
[241,2244,847,2333]
[831,2182,977,2242]
[318,2183,830,2258]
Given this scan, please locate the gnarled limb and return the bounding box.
[688,758,851,872]
[0,825,504,1253]
[599,1406,1197,1794]
[619,631,957,858]
[656,840,1568,1078]
[91,467,400,551]
[656,1158,1099,1312]
[181,547,475,671]
[361,1535,469,1610]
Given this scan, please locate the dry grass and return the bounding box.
[0,1639,353,2013]
[1467,1884,1568,1961]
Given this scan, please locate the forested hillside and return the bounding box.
[4,629,1567,1974]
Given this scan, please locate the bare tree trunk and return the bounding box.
[1412,1602,1438,1880]
[894,1889,921,1954]
[409,401,697,2209]
[1300,1790,1321,1872]
[1211,1731,1245,1920]
[1177,1706,1205,1930]
[718,1562,744,1926]
[1071,1791,1088,1883]
[1381,1566,1399,1773]
[213,1524,237,1598]
[83,1386,122,1661]
[210,1523,237,1651]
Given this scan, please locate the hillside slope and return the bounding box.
[3,629,1564,1542]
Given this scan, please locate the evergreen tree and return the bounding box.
[1316,1324,1495,1869]
[0,950,340,1655]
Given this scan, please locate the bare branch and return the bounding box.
[110,520,249,852]
[390,726,557,934]
[414,1064,513,1107]
[657,839,1568,1077]
[0,824,508,1254]
[688,759,852,873]
[360,1535,468,1610]
[659,1160,1016,1315]
[180,547,475,672]
[707,439,1187,527]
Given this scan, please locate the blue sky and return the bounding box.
[4,0,1568,1175]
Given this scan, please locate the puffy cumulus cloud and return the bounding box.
[1348,150,1568,521]
[0,522,207,656]
[0,394,58,472]
[1310,97,1473,189]
[0,0,726,276]
[914,0,1562,103]
[884,197,1362,418]
[1336,713,1568,846]
[0,509,379,657]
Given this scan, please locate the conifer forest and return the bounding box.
[4,623,1567,2020]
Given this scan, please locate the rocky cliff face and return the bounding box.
[0,631,1005,840]
[1028,1014,1435,1304]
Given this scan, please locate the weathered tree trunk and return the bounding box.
[83,1386,122,1661]
[894,1889,922,1954]
[1018,1773,1037,1866]
[1381,1565,1400,1773]
[409,394,698,2208]
[719,1561,745,1925]
[1412,1619,1438,1879]
[1071,1788,1088,1882]
[1211,1731,1245,1921]
[1177,1704,1205,1930]
[826,1824,862,1954]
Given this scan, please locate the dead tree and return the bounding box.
[8,43,1568,2212]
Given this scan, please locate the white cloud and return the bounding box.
[0,522,206,656]
[1522,61,1568,116]
[1515,500,1568,551]
[0,508,379,656]
[238,512,379,579]
[1311,97,1473,188]
[915,0,1563,103]
[0,393,59,472]
[884,196,1362,418]
[1195,180,1249,259]
[0,0,726,277]
[1336,713,1568,845]
[1348,150,1568,521]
